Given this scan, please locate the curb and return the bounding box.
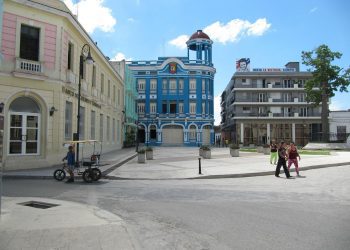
[106,162,350,180]
[2,153,138,180]
[101,153,137,176]
[3,161,350,181]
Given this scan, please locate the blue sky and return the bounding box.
[64,0,350,124]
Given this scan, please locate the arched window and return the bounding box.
[189,125,196,141]
[9,97,40,155]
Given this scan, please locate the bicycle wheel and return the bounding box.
[92,168,101,181]
[82,169,93,183]
[53,169,66,181]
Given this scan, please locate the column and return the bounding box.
[146,128,149,145]
[267,123,271,144]
[240,123,244,144]
[157,128,162,143]
[208,47,212,64]
[292,123,296,142]
[184,129,188,143]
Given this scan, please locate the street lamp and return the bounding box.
[75,44,94,166]
[135,120,140,152]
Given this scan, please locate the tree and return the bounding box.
[301,44,350,142]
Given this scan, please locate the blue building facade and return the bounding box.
[127,30,216,146]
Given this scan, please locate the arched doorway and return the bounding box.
[149,125,157,142]
[138,125,145,143]
[8,97,40,155]
[162,124,183,145]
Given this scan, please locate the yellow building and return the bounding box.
[0,0,124,170]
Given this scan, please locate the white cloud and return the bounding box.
[111,52,132,61]
[63,0,116,34]
[168,35,189,50]
[246,18,271,36]
[127,17,135,22]
[169,18,271,49]
[310,7,318,13]
[214,95,222,125]
[204,18,271,44]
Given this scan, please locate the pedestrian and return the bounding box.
[275,141,292,178]
[287,142,301,177]
[270,139,278,165]
[62,145,75,183]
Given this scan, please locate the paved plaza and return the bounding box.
[1,147,350,249]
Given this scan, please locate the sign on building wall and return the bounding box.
[236,58,250,72]
[169,62,177,74]
[252,68,296,72]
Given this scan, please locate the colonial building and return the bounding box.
[221,60,322,146]
[0,0,124,169]
[110,60,138,146]
[126,30,216,146]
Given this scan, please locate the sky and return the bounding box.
[63,0,350,125]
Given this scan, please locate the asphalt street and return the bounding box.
[2,165,350,250]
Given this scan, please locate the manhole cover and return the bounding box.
[18,201,59,209]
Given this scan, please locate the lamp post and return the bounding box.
[0,102,4,215]
[75,44,94,166]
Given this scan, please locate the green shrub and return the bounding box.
[138,148,145,154]
[229,144,240,149]
[145,146,153,152]
[200,145,211,151]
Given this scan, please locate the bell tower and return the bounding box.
[186,30,213,65]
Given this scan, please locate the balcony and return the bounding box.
[66,70,77,85]
[232,112,321,119]
[16,58,43,73]
[14,58,46,80]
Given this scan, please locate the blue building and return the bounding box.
[127,30,216,146]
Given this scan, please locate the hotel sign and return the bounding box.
[252,68,296,72]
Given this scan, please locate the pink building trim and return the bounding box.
[2,12,17,60]
[1,12,57,69]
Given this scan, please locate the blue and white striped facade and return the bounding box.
[127,30,216,146]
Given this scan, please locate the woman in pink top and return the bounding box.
[287,142,301,177]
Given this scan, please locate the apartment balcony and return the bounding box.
[66,70,76,84]
[81,79,88,95]
[13,58,46,80]
[92,87,100,100]
[105,98,111,106]
[232,112,321,120]
[16,57,43,73]
[233,85,305,91]
[233,98,307,106]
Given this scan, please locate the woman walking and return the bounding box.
[287,142,301,177]
[270,139,278,165]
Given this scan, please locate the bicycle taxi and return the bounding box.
[53,140,102,183]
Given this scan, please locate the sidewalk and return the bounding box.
[0,197,138,250]
[107,147,350,180]
[3,147,350,180]
[2,147,349,250]
[2,147,137,179]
